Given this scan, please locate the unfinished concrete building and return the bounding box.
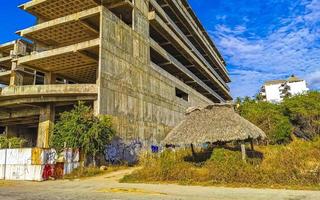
[0,0,232,148]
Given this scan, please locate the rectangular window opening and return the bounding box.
[0,127,5,135]
[176,88,189,102]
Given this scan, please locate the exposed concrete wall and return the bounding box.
[97,5,213,145]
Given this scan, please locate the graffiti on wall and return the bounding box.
[1,148,80,181]
[104,137,143,165]
[44,149,57,165]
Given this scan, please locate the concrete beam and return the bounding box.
[0,71,11,85]
[0,96,97,107]
[18,6,102,46]
[20,0,99,21]
[0,107,40,120]
[106,0,134,9]
[18,39,100,67]
[150,39,224,102]
[161,0,230,82]
[1,117,39,127]
[0,84,98,106]
[149,0,229,90]
[0,56,12,64]
[0,41,15,55]
[0,84,98,98]
[149,12,231,99]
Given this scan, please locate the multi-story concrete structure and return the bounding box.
[260,75,309,103]
[0,0,232,148]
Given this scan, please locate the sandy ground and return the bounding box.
[0,168,320,200]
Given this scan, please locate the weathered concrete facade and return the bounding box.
[0,0,232,147]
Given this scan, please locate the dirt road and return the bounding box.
[0,168,319,200]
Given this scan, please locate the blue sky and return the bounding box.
[1,1,319,98]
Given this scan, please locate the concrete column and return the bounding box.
[37,104,55,148]
[44,72,56,85]
[9,62,23,86]
[93,100,99,116]
[132,0,149,37]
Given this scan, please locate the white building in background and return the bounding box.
[260,75,309,103]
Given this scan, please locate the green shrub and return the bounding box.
[237,91,320,143]
[0,136,26,148]
[238,100,293,144]
[50,102,115,166]
[282,91,320,139]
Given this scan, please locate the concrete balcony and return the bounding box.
[17,7,102,47]
[0,56,12,70]
[0,84,98,107]
[0,41,14,70]
[0,71,11,85]
[17,39,100,83]
[19,0,100,21]
[149,11,231,100]
[20,0,134,22]
[0,41,15,56]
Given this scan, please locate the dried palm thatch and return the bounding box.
[163,104,266,145]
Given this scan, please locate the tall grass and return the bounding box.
[122,139,320,189]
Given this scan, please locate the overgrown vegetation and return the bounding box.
[237,91,320,144]
[122,138,320,190]
[0,136,27,148]
[283,92,320,140]
[50,102,115,166]
[238,99,293,144]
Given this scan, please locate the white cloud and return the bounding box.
[307,71,320,89]
[210,0,320,97]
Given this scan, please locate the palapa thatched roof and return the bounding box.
[163,104,266,145]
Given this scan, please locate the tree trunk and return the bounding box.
[92,154,96,167]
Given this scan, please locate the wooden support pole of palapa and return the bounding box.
[250,139,254,151]
[240,141,246,162]
[191,143,196,159]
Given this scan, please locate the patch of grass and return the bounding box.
[122,138,320,190]
[64,166,128,179]
[0,180,16,187]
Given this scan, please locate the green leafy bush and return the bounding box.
[238,100,293,144]
[0,136,27,148]
[283,92,320,139]
[50,102,115,166]
[237,91,320,143]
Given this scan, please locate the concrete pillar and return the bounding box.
[9,62,23,86]
[93,100,99,116]
[44,72,56,85]
[37,104,55,148]
[132,0,149,37]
